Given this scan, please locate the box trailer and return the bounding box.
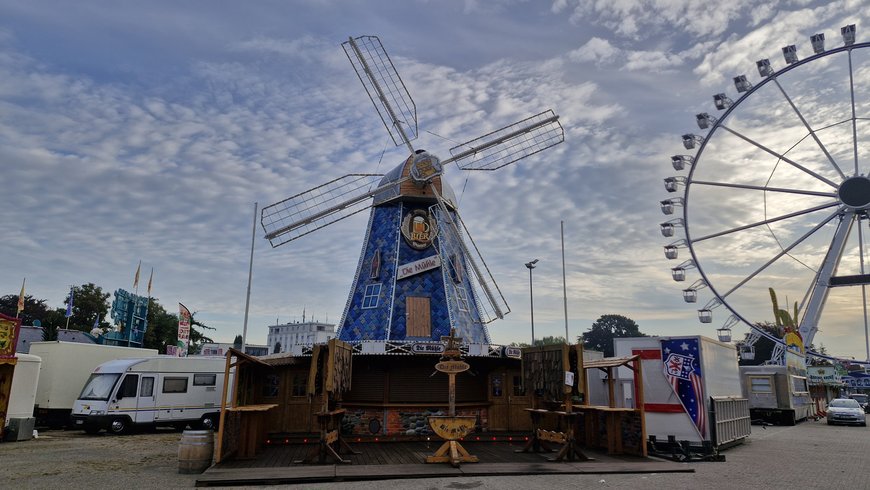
[28,341,157,428]
[614,336,751,460]
[740,364,812,425]
[71,356,228,435]
[5,353,41,441]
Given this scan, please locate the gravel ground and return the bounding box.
[3,417,867,489]
[1,428,200,489]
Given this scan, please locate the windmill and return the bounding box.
[262,36,564,351]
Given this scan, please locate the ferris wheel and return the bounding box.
[660,24,870,364]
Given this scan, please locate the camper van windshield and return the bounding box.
[79,373,121,401]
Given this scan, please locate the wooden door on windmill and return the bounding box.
[488,368,509,431]
[405,297,431,338]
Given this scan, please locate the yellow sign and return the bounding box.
[435,360,470,374]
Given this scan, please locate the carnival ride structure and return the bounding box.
[262,36,563,355]
[660,23,870,366]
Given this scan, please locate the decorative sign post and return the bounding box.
[426,329,479,467]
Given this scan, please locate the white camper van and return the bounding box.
[70,356,228,435]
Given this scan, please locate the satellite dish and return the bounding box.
[33,319,42,327]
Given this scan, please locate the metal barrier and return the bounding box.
[711,396,751,447]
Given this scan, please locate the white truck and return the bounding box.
[29,341,158,428]
[71,356,228,435]
[614,335,751,460]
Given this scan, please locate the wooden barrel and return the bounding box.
[178,430,214,474]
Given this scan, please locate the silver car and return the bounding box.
[827,398,867,426]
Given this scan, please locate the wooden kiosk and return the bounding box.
[216,349,278,462]
[575,355,647,457]
[518,343,589,462]
[294,338,358,464]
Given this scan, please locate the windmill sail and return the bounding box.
[262,174,387,247]
[430,191,509,323]
[343,35,418,151]
[447,110,564,171]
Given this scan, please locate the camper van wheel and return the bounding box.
[109,417,129,435]
[200,415,217,430]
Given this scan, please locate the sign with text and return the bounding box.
[808,366,842,386]
[435,360,470,374]
[503,346,522,359]
[397,255,441,280]
[412,343,446,355]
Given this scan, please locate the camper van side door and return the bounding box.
[112,374,139,416]
[136,376,156,424]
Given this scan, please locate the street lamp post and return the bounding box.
[525,259,539,346]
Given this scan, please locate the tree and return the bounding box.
[233,334,243,350]
[41,308,67,341]
[580,314,645,357]
[509,335,568,348]
[188,312,215,355]
[143,298,180,353]
[65,283,111,332]
[0,294,51,326]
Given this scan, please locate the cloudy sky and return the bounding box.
[3,0,870,359]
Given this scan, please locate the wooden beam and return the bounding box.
[215,351,234,464]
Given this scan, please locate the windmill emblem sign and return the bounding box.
[261,36,564,351]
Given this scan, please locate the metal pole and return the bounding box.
[529,267,535,346]
[561,221,569,344]
[241,202,257,353]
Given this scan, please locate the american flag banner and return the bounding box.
[661,337,706,437]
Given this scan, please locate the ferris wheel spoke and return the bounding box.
[718,125,839,188]
[849,50,859,175]
[691,201,840,243]
[772,78,846,179]
[691,180,837,197]
[721,206,845,299]
[860,220,870,360]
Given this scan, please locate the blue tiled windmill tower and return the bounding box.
[261,35,564,350]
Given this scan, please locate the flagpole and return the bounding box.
[561,220,569,344]
[241,202,257,353]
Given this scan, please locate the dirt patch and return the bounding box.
[1,429,202,488]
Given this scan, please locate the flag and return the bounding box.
[17,278,25,315]
[65,287,74,318]
[147,268,154,297]
[177,303,191,357]
[92,315,100,330]
[661,337,706,437]
[133,261,141,289]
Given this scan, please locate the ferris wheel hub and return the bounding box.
[838,176,870,210]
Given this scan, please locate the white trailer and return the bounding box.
[740,364,812,425]
[5,353,41,441]
[29,341,157,428]
[614,336,751,458]
[71,356,228,435]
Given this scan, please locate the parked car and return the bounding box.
[826,398,867,426]
[848,393,869,413]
